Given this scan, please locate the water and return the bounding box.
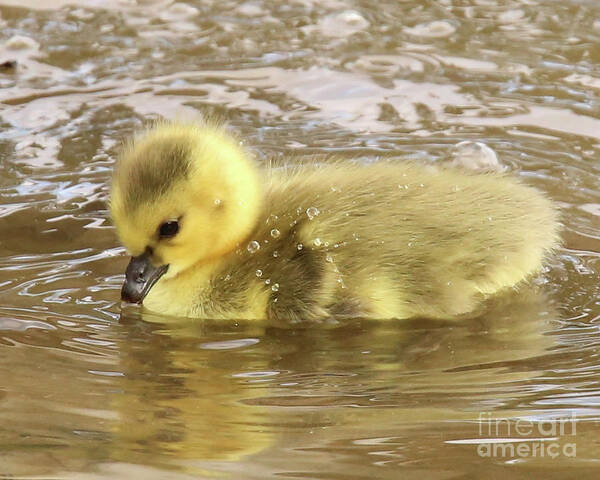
[0,0,599,477]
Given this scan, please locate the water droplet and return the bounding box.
[273,250,279,258]
[265,278,271,285]
[214,198,222,206]
[306,207,320,220]
[325,254,333,263]
[255,269,263,277]
[313,238,323,247]
[271,283,279,292]
[247,241,260,253]
[270,228,280,238]
[297,243,303,251]
[488,216,493,221]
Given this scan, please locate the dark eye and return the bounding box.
[159,220,179,238]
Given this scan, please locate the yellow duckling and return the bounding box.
[110,122,561,322]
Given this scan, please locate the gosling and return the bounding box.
[110,122,561,323]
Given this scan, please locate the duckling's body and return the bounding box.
[111,123,560,322]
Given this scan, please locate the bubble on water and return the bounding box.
[6,35,39,50]
[313,238,323,247]
[273,250,279,258]
[498,9,524,24]
[166,2,200,18]
[316,10,369,38]
[214,198,222,206]
[306,207,320,220]
[265,279,271,285]
[451,141,503,172]
[236,2,264,16]
[255,269,263,277]
[404,20,456,38]
[247,241,260,253]
[297,243,303,251]
[270,228,280,238]
[326,254,333,263]
[271,283,279,292]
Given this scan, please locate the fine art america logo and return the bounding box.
[447,412,577,459]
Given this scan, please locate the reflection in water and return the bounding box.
[0,0,599,478]
[0,287,564,477]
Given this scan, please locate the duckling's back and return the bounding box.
[257,161,560,320]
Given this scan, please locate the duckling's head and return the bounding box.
[110,122,262,304]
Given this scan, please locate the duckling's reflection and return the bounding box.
[111,286,558,470]
[111,312,271,467]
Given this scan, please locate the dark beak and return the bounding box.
[121,252,169,304]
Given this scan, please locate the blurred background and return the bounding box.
[0,0,599,478]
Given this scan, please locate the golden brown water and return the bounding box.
[0,0,599,478]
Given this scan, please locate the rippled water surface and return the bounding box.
[1,0,599,478]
